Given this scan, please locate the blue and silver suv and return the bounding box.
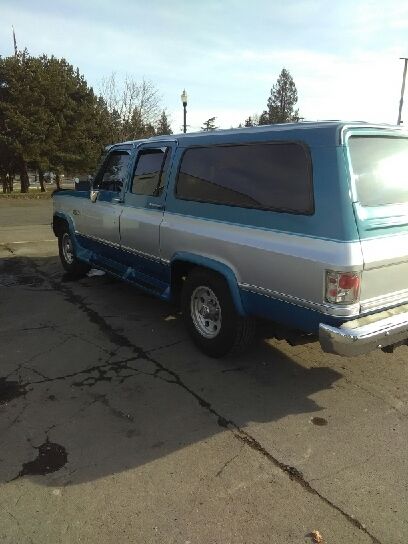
[52,122,408,357]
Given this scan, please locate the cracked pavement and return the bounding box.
[0,200,407,544]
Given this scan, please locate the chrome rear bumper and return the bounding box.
[319,303,408,356]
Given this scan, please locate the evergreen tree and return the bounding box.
[156,110,172,135]
[0,52,113,192]
[244,116,254,127]
[258,110,269,125]
[267,68,299,123]
[201,117,218,131]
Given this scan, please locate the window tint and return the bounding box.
[132,147,169,196]
[175,143,313,214]
[94,152,130,192]
[348,136,408,206]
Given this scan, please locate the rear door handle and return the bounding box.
[147,202,164,210]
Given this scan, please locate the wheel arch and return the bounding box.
[52,212,75,237]
[170,252,246,316]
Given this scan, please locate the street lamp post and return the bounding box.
[397,58,408,125]
[181,89,187,133]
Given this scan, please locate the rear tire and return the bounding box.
[58,228,90,277]
[181,268,256,358]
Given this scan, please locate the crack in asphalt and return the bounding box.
[0,507,34,544]
[2,245,16,255]
[341,376,407,419]
[9,258,382,544]
[309,452,377,483]
[90,393,135,422]
[5,336,72,381]
[215,450,242,477]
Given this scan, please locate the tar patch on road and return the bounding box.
[0,273,45,287]
[311,416,328,426]
[14,441,68,479]
[0,378,27,405]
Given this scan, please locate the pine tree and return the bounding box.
[0,52,114,191]
[201,117,218,131]
[244,116,254,127]
[267,68,299,123]
[258,110,269,125]
[156,110,172,135]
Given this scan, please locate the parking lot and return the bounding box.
[0,198,407,544]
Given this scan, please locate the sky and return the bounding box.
[1,0,408,133]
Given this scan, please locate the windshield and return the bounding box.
[348,135,408,207]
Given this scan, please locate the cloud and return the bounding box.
[1,0,407,132]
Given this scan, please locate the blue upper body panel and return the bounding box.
[55,122,402,243]
[160,122,362,242]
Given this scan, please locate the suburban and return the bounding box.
[52,122,408,358]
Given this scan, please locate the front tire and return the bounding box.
[58,228,90,277]
[181,268,256,358]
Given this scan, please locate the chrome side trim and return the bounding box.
[319,303,408,356]
[239,282,360,317]
[76,232,121,249]
[75,232,170,264]
[360,288,408,314]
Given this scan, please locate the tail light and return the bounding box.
[325,271,361,304]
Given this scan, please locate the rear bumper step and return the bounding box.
[319,303,408,356]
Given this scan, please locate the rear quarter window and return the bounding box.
[175,142,313,214]
[348,136,408,207]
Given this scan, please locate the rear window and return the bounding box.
[348,136,408,206]
[175,143,313,214]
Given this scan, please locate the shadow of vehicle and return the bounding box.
[0,255,342,487]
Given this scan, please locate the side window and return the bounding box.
[132,147,170,196]
[94,151,130,192]
[175,143,313,214]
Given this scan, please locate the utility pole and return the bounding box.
[12,26,18,56]
[397,57,408,125]
[181,89,188,134]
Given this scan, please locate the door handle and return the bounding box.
[113,197,124,203]
[147,202,164,210]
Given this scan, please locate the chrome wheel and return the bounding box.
[62,233,74,265]
[191,285,222,339]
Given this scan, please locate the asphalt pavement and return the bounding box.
[0,199,407,544]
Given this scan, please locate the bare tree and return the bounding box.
[100,74,162,141]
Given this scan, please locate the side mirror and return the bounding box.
[90,190,99,202]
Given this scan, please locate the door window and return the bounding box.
[94,151,130,192]
[132,147,170,196]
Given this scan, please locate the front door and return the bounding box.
[119,142,175,294]
[75,149,131,266]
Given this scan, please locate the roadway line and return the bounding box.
[0,239,56,244]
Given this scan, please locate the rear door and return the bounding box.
[119,141,175,293]
[345,130,408,312]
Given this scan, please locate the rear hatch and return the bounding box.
[345,129,408,314]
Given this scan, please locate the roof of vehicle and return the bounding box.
[113,121,406,149]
